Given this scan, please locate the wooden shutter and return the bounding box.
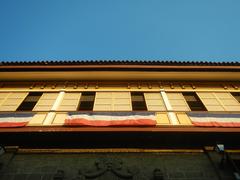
[0,92,28,111]
[58,93,81,111]
[33,93,59,111]
[27,113,47,126]
[215,93,240,111]
[112,92,132,111]
[52,113,68,125]
[0,93,10,106]
[94,92,112,111]
[176,113,192,125]
[144,93,166,111]
[156,112,170,125]
[197,92,224,111]
[93,92,132,111]
[167,93,190,111]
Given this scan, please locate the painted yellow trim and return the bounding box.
[1,71,240,81]
[0,81,240,92]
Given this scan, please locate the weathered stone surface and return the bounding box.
[12,174,28,180]
[0,152,239,180]
[27,174,42,180]
[0,174,14,180]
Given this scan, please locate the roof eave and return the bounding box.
[0,64,240,72]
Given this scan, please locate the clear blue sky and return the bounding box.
[0,0,240,62]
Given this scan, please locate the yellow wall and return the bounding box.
[0,81,240,127]
[0,81,240,92]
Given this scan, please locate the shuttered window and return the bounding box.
[131,92,147,111]
[93,92,112,111]
[78,92,96,111]
[197,93,224,111]
[113,92,132,111]
[27,113,47,126]
[0,92,28,111]
[93,92,132,111]
[156,112,170,125]
[17,92,43,111]
[182,92,207,111]
[0,93,10,106]
[144,93,166,111]
[231,92,240,103]
[166,93,190,111]
[197,92,240,111]
[215,93,240,111]
[58,93,81,111]
[33,93,59,111]
[176,113,192,125]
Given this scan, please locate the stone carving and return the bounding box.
[54,159,164,180]
[53,170,65,180]
[73,159,139,179]
[152,168,164,180]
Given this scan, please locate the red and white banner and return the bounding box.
[188,112,240,127]
[0,113,34,127]
[65,112,156,126]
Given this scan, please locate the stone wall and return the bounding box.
[0,152,238,180]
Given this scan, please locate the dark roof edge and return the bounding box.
[0,60,240,66]
[0,60,240,72]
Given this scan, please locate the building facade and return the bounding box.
[0,60,240,179]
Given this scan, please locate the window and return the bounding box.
[0,92,28,111]
[131,92,147,111]
[197,92,224,111]
[166,92,190,111]
[231,92,240,103]
[182,92,206,111]
[32,93,59,111]
[78,92,95,111]
[93,92,132,111]
[17,92,43,111]
[144,93,166,111]
[58,93,81,111]
[197,92,240,112]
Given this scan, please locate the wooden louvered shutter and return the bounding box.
[112,92,132,111]
[33,93,59,111]
[0,92,28,111]
[58,93,81,111]
[144,93,166,111]
[0,93,10,106]
[94,92,112,111]
[197,92,224,111]
[167,93,190,111]
[156,113,170,125]
[28,113,47,126]
[176,113,192,125]
[93,92,132,111]
[215,93,240,111]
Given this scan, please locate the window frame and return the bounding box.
[182,92,207,111]
[17,92,43,111]
[131,92,148,111]
[78,92,96,111]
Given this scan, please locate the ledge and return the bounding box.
[1,126,240,133]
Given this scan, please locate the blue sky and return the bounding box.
[0,0,240,62]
